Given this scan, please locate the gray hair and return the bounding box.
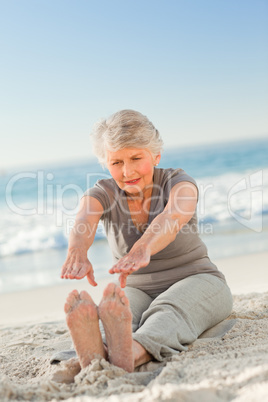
[90,109,164,166]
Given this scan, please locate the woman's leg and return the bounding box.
[64,290,107,368]
[114,286,155,368]
[133,339,153,367]
[98,283,154,372]
[132,274,233,362]
[124,286,153,331]
[99,285,153,337]
[65,277,230,372]
[65,285,154,372]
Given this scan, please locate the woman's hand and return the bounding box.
[61,248,97,286]
[109,244,151,288]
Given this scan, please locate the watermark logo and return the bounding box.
[4,169,265,234]
[228,170,263,233]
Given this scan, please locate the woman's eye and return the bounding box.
[133,158,141,160]
[112,162,119,165]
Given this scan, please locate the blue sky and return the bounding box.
[1,0,267,169]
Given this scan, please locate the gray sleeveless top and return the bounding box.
[84,168,225,294]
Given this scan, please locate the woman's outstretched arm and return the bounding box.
[61,196,103,286]
[109,181,198,287]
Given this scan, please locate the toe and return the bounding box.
[115,286,122,295]
[64,302,72,314]
[102,282,117,299]
[66,289,79,304]
[121,295,129,306]
[118,289,125,298]
[114,286,130,307]
[117,288,129,306]
[116,287,125,299]
[64,290,80,313]
[80,290,94,304]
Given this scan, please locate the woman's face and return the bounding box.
[106,147,160,196]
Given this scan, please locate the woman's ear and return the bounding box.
[155,154,161,166]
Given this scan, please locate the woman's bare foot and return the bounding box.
[133,340,153,368]
[98,283,134,372]
[64,290,106,368]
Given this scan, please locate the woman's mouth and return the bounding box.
[124,178,141,185]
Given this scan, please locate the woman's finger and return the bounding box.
[76,264,92,279]
[109,265,129,274]
[118,273,128,288]
[61,264,67,278]
[109,264,119,274]
[62,264,73,278]
[86,271,98,286]
[66,263,81,278]
[61,259,73,277]
[62,256,76,276]
[109,259,138,274]
[65,263,79,278]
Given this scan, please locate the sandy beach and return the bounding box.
[1,252,268,401]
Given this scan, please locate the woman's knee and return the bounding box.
[124,286,153,328]
[138,275,233,335]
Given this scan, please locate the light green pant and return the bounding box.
[100,273,233,362]
[127,273,232,361]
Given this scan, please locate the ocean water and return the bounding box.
[0,137,268,294]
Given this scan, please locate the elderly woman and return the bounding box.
[61,110,233,373]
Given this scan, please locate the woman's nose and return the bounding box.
[123,162,134,178]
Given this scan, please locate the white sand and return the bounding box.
[0,252,268,401]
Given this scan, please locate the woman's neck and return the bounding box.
[125,186,153,203]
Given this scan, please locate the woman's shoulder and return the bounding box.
[155,167,195,184]
[84,176,119,202]
[95,177,117,191]
[154,167,198,198]
[83,177,120,217]
[84,176,116,195]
